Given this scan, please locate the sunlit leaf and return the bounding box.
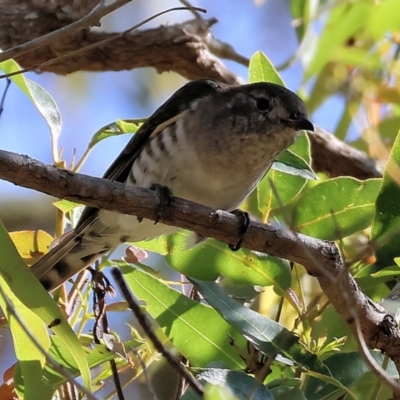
[249,51,284,85]
[0,220,91,390]
[88,118,145,148]
[0,58,61,149]
[273,148,317,180]
[135,231,292,289]
[52,199,80,213]
[293,177,381,240]
[191,279,331,375]
[9,230,53,266]
[304,2,370,80]
[119,265,246,369]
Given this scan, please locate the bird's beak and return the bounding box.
[284,116,314,132]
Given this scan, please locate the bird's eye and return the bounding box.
[256,97,270,111]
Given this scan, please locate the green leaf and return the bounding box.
[182,369,274,400]
[41,336,141,389]
[293,177,382,240]
[0,275,52,400]
[0,58,61,144]
[0,220,91,390]
[304,2,371,80]
[371,130,400,269]
[270,386,307,400]
[52,199,80,213]
[304,351,398,399]
[135,231,291,289]
[190,279,331,375]
[368,0,400,40]
[88,118,145,148]
[119,265,246,369]
[257,132,311,215]
[249,51,284,85]
[273,148,317,180]
[289,0,315,42]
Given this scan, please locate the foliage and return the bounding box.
[2,0,400,399]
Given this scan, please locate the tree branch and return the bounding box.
[311,126,382,179]
[0,148,399,374]
[0,0,242,84]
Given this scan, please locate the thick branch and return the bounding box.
[0,148,399,371]
[0,0,241,84]
[311,126,382,179]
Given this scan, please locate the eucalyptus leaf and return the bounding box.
[371,130,400,270]
[190,279,330,375]
[182,369,274,400]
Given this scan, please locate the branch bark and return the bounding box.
[0,1,242,84]
[311,126,382,179]
[0,148,399,375]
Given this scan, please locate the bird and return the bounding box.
[30,79,314,291]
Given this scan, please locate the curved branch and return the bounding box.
[311,126,382,179]
[0,148,398,375]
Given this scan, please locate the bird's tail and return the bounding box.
[29,230,95,291]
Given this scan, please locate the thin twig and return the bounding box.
[353,316,400,394]
[0,78,11,120]
[92,265,125,400]
[111,268,204,397]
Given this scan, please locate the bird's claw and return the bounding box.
[150,183,173,224]
[229,209,251,251]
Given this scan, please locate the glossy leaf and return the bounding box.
[0,58,61,143]
[304,351,398,399]
[371,130,400,269]
[273,148,317,180]
[293,177,382,240]
[191,279,331,375]
[10,230,53,266]
[135,231,292,289]
[88,118,145,148]
[182,369,274,400]
[119,264,246,369]
[258,132,311,216]
[0,271,52,400]
[0,220,91,390]
[249,51,284,86]
[52,199,80,213]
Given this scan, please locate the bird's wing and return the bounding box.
[76,78,223,226]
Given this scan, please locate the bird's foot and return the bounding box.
[150,183,173,224]
[229,209,251,251]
